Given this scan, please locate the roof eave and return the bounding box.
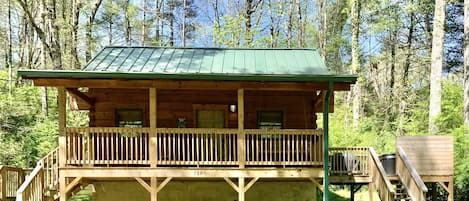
[18,70,357,83]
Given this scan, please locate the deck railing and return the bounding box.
[329,147,369,176]
[396,146,427,201]
[66,127,150,166]
[245,129,323,166]
[65,127,324,167]
[156,128,238,165]
[369,147,395,201]
[0,166,25,200]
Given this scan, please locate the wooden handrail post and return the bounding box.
[150,88,157,167]
[237,89,245,168]
[1,168,6,201]
[58,87,66,168]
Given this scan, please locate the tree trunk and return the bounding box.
[85,0,103,62]
[350,0,361,128]
[182,0,186,47]
[141,0,147,46]
[397,5,415,135]
[429,0,446,134]
[464,0,469,127]
[7,0,13,99]
[124,0,131,45]
[71,0,81,69]
[42,87,49,117]
[268,0,275,48]
[169,0,174,46]
[108,21,113,45]
[155,0,162,45]
[296,0,303,48]
[286,0,293,48]
[245,0,254,47]
[317,0,327,60]
[47,0,63,70]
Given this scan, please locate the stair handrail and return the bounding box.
[396,146,428,201]
[369,147,395,201]
[16,147,59,201]
[40,147,59,190]
[16,162,44,201]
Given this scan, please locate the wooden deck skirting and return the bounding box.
[64,127,324,167]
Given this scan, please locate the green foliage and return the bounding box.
[213,14,245,47]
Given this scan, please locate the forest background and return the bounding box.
[0,0,468,200]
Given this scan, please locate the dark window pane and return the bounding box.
[258,111,283,129]
[116,109,143,128]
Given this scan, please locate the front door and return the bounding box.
[196,110,225,128]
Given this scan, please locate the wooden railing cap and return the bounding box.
[397,146,428,192]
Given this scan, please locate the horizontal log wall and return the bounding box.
[84,89,317,129]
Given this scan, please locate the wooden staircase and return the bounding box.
[16,148,59,201]
[394,182,411,201]
[369,147,428,201]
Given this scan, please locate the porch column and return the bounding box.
[323,81,333,201]
[149,88,157,167]
[237,88,245,168]
[58,87,67,201]
[58,87,66,168]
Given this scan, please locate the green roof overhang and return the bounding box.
[18,70,357,83]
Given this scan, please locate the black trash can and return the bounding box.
[379,154,396,176]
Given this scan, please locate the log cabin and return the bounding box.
[0,47,453,201]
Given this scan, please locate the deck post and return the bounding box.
[323,81,333,201]
[150,88,157,167]
[58,87,66,168]
[1,168,6,201]
[238,177,245,201]
[447,178,454,201]
[59,176,67,201]
[368,183,373,201]
[151,177,157,201]
[237,89,245,168]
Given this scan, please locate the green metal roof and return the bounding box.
[18,46,357,83]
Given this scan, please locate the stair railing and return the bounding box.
[1,166,25,201]
[396,146,428,201]
[369,147,395,201]
[15,162,43,201]
[16,147,59,201]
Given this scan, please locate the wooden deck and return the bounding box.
[4,139,455,201]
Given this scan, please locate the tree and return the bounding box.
[17,0,63,70]
[350,0,361,128]
[85,0,103,62]
[465,0,469,127]
[429,0,446,134]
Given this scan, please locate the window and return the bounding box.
[257,111,283,129]
[196,110,225,128]
[115,109,143,128]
